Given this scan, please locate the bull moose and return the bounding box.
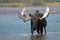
[18,7,50,35]
[29,10,47,35]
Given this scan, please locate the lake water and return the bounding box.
[0,7,60,40]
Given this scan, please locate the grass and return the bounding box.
[0,2,25,7]
[44,2,60,7]
[0,2,60,7]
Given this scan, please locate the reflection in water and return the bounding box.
[30,34,46,40]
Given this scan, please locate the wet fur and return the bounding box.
[29,13,47,35]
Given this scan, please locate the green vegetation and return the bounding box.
[0,0,60,7]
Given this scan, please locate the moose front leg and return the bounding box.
[31,27,34,35]
[44,27,46,35]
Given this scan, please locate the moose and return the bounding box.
[18,7,50,35]
[29,10,47,35]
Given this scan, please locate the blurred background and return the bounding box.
[0,0,60,7]
[0,0,60,40]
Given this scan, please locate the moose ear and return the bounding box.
[29,13,33,16]
[42,6,50,18]
[29,13,31,16]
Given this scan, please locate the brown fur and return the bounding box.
[29,10,47,35]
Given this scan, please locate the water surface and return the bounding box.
[0,7,60,40]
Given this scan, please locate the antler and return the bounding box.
[40,6,50,20]
[21,7,26,16]
[18,7,27,21]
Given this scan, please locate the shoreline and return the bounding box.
[0,7,60,14]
